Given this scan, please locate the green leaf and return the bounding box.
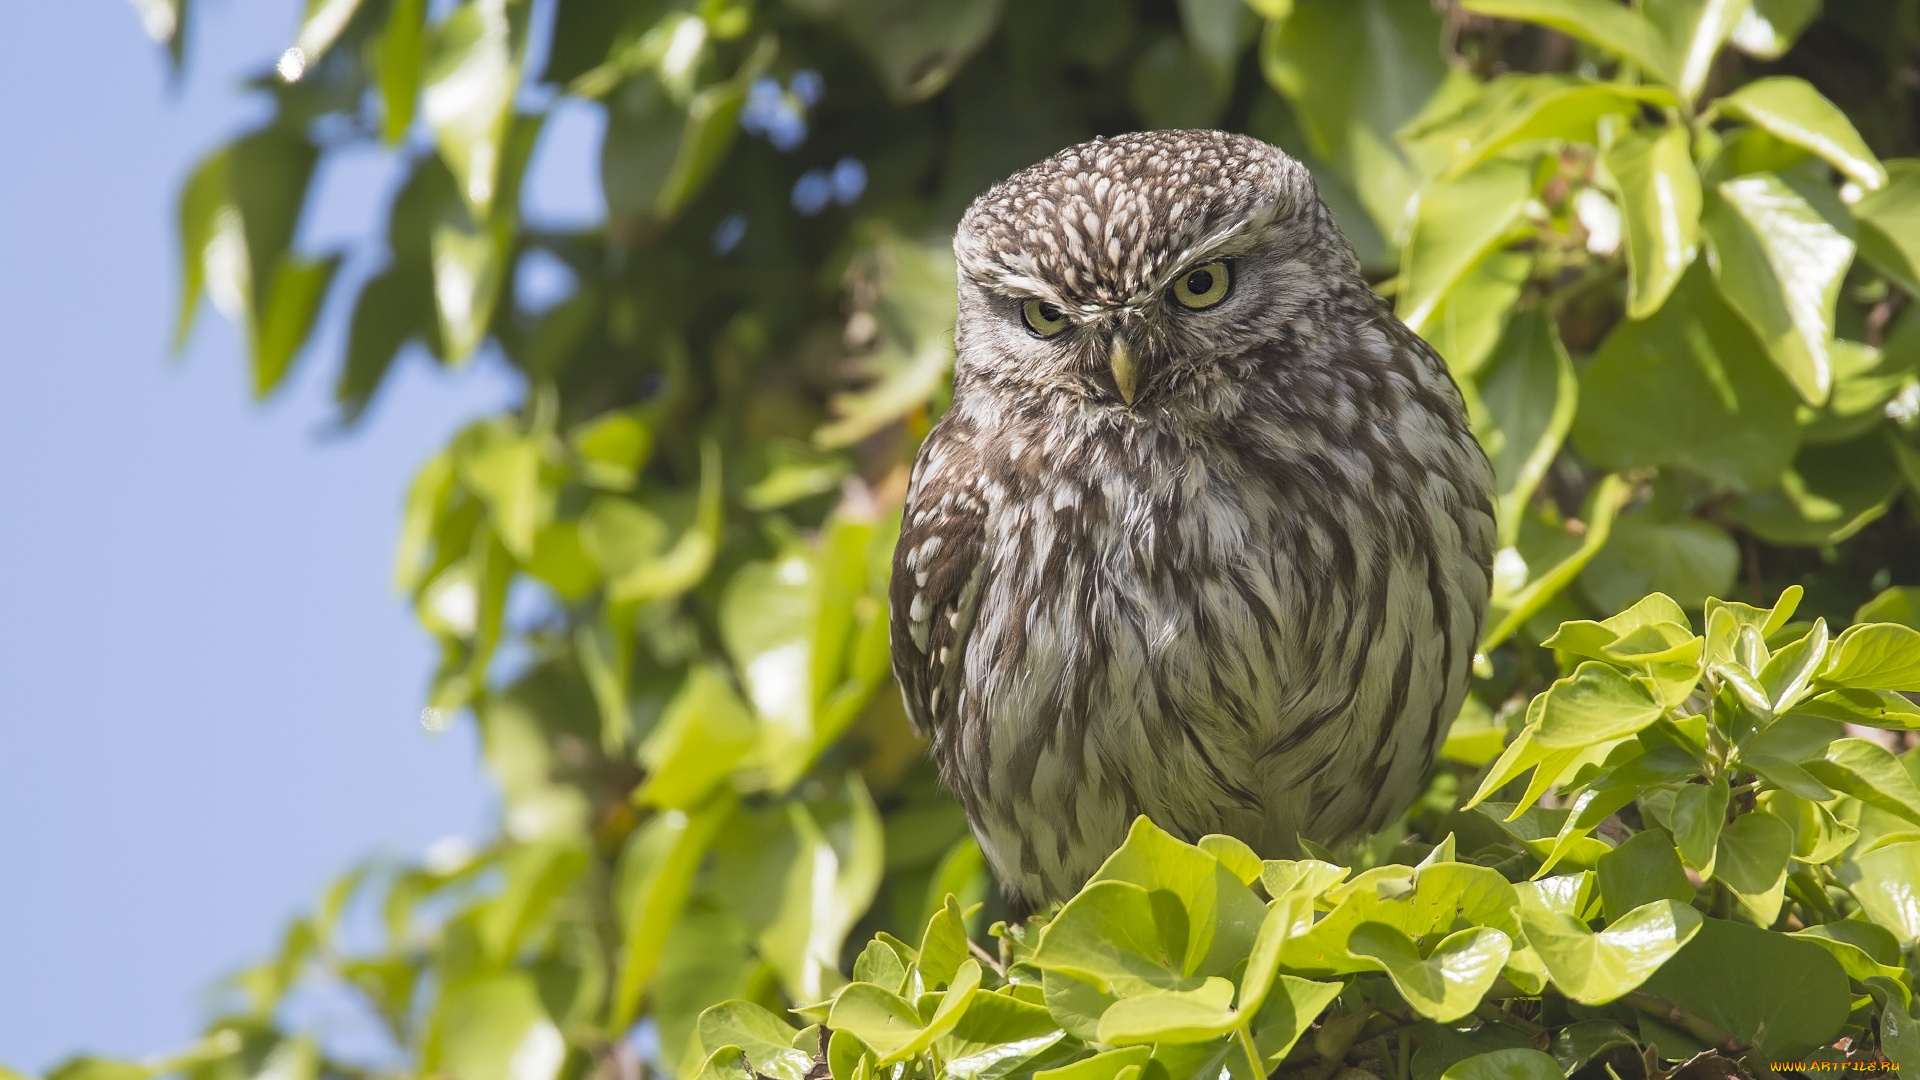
[1727,0,1819,58]
[1858,585,1920,631]
[1198,835,1263,887]
[1532,662,1667,749]
[1399,161,1535,333]
[375,0,427,143]
[1645,0,1749,103]
[1596,829,1695,922]
[1250,976,1344,1065]
[1413,76,1676,179]
[1819,622,1920,692]
[1346,923,1511,1022]
[1458,0,1673,84]
[1603,123,1702,318]
[477,841,587,964]
[1704,172,1856,406]
[1728,434,1903,546]
[1087,817,1268,982]
[1794,688,1920,730]
[570,410,652,491]
[1853,162,1920,294]
[1030,880,1201,996]
[1519,899,1701,1004]
[424,974,565,1080]
[611,794,734,1028]
[422,0,523,215]
[1794,922,1911,983]
[1841,840,1920,943]
[1670,778,1729,874]
[1712,813,1793,925]
[452,420,548,560]
[1259,859,1350,902]
[838,0,1005,101]
[1474,309,1579,547]
[919,894,973,991]
[1638,916,1851,1059]
[430,215,507,364]
[1580,512,1738,618]
[755,780,885,1003]
[1481,475,1633,651]
[636,667,758,809]
[1259,0,1449,238]
[1715,77,1887,192]
[1550,1021,1639,1074]
[1805,738,1920,826]
[1178,0,1258,86]
[829,983,922,1060]
[172,146,231,352]
[1280,862,1523,976]
[937,991,1068,1080]
[1424,251,1532,377]
[696,1003,813,1080]
[1440,1049,1564,1080]
[1097,976,1238,1044]
[1036,1048,1152,1080]
[690,1046,753,1080]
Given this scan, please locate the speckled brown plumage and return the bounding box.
[891,130,1496,909]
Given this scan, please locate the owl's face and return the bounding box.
[951,130,1366,413]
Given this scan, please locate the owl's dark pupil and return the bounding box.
[1037,302,1061,321]
[1185,269,1214,295]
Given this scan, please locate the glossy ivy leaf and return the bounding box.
[1198,835,1263,887]
[1474,309,1578,547]
[1096,976,1238,1045]
[1794,921,1910,984]
[1518,899,1701,1004]
[1083,818,1268,982]
[695,1002,813,1080]
[1440,1049,1564,1080]
[1036,1047,1152,1080]
[1638,917,1851,1059]
[1279,862,1522,977]
[1530,662,1666,749]
[1795,688,1920,730]
[1852,161,1920,294]
[1714,77,1887,192]
[1818,622,1920,692]
[1602,123,1701,319]
[1458,0,1674,85]
[1398,161,1534,335]
[1403,73,1673,184]
[1574,267,1797,490]
[1859,585,1920,630]
[936,990,1068,1080]
[1670,777,1729,874]
[423,974,565,1080]
[754,780,885,1003]
[1712,813,1793,926]
[1728,434,1902,546]
[1703,172,1856,406]
[1840,841,1920,943]
[1804,738,1920,827]
[1595,829,1695,921]
[452,420,549,561]
[1346,923,1511,1023]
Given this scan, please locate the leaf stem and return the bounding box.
[1619,990,1750,1058]
[966,938,1006,979]
[1236,1023,1266,1080]
[1474,1001,1546,1040]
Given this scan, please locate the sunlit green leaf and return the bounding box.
[1519,899,1701,1004]
[1603,123,1701,318]
[1703,172,1856,406]
[1715,77,1887,192]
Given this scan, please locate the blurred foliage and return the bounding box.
[32,0,1920,1077]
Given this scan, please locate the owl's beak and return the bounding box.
[1109,336,1139,405]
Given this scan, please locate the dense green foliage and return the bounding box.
[30,0,1920,1077]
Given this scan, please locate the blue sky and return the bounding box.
[0,3,600,1067]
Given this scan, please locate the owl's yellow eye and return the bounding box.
[1021,298,1070,337]
[1170,261,1231,310]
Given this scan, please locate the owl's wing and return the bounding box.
[889,438,990,737]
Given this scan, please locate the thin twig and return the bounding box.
[967,938,1006,978]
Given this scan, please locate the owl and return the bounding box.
[889,130,1496,910]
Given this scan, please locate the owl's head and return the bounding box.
[951,130,1366,412]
